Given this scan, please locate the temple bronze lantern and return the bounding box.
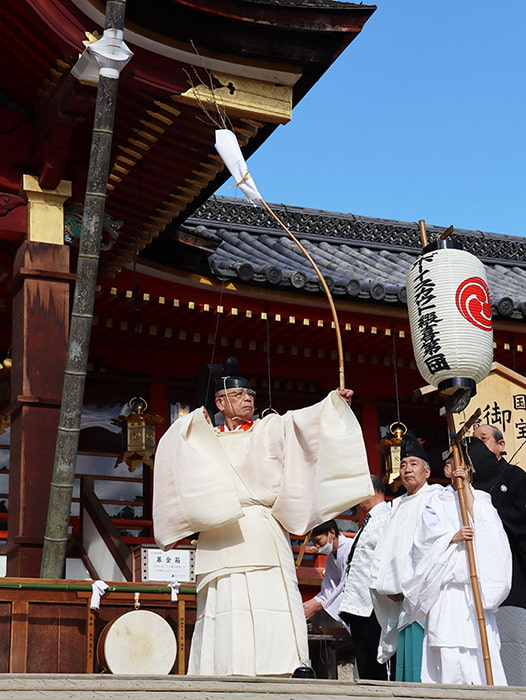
[112,397,163,472]
[378,421,407,487]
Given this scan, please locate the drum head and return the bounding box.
[98,609,177,674]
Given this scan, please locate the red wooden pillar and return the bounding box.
[7,176,73,576]
[144,379,169,526]
[360,398,382,476]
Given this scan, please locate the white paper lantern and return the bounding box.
[406,240,493,410]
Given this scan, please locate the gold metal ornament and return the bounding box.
[378,421,407,486]
[112,397,163,472]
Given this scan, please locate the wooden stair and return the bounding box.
[0,675,520,699]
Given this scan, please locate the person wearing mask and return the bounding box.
[339,475,391,680]
[303,519,353,627]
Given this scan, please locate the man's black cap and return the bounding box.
[401,429,428,462]
[215,376,252,394]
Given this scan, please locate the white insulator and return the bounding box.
[406,241,493,400]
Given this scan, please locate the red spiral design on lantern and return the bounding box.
[455,277,492,331]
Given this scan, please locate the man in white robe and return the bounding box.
[303,519,353,627]
[402,459,511,685]
[339,475,391,680]
[153,376,373,676]
[369,432,442,681]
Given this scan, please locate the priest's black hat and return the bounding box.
[401,429,428,463]
[467,435,503,492]
[215,375,252,394]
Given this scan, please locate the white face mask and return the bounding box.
[317,541,333,556]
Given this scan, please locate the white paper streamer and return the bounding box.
[90,579,109,610]
[168,581,180,602]
[214,129,262,205]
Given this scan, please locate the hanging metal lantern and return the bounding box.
[406,239,493,412]
[112,397,164,472]
[377,422,407,486]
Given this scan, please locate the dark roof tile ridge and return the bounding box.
[206,196,526,241]
[245,0,376,9]
[191,196,526,266]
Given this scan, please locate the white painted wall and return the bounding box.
[65,558,91,580]
[83,512,126,582]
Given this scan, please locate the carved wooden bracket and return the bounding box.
[0,193,25,217]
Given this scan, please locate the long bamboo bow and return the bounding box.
[214,129,345,390]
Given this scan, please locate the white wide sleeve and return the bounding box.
[271,391,373,535]
[152,409,243,550]
[473,492,512,609]
[318,537,353,619]
[401,495,455,625]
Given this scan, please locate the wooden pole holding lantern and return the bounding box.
[418,219,428,248]
[445,408,494,684]
[408,220,495,684]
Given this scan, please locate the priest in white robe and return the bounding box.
[369,431,442,681]
[402,458,511,685]
[153,376,373,677]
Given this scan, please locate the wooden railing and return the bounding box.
[80,476,135,581]
[0,578,195,673]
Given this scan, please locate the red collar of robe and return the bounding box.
[218,419,254,433]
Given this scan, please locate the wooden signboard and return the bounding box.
[132,544,196,584]
[452,362,526,470]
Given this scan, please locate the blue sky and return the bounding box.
[217,0,525,238]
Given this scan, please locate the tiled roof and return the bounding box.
[248,0,369,7]
[179,196,526,322]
